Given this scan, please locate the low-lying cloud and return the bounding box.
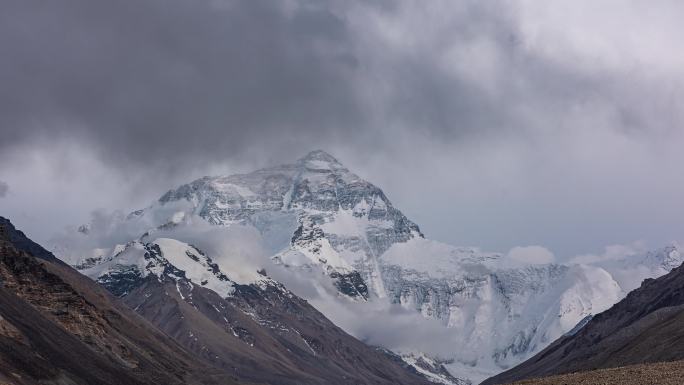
[50,206,273,285]
[507,245,555,265]
[267,264,466,359]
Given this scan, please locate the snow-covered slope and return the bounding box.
[134,150,421,300]
[79,238,269,299]
[378,237,624,383]
[62,150,684,384]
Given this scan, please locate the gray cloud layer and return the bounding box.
[1,0,684,255]
[6,0,671,167]
[1,0,367,170]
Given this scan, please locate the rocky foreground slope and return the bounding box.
[0,217,238,385]
[484,256,684,384]
[509,360,684,385]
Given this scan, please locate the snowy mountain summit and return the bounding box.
[68,150,683,385]
[155,150,422,298]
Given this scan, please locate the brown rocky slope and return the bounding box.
[0,216,239,385]
[509,359,684,385]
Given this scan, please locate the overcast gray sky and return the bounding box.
[1,0,683,258]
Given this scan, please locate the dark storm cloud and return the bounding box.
[0,0,365,170]
[1,0,668,170]
[0,0,610,170]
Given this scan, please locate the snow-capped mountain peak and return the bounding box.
[297,149,346,171]
[63,150,683,385]
[146,151,423,299]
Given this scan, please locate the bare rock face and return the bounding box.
[0,217,237,385]
[0,314,23,341]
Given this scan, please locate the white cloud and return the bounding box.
[270,264,466,359]
[506,245,555,265]
[569,241,647,265]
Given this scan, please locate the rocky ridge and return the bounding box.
[0,217,238,385]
